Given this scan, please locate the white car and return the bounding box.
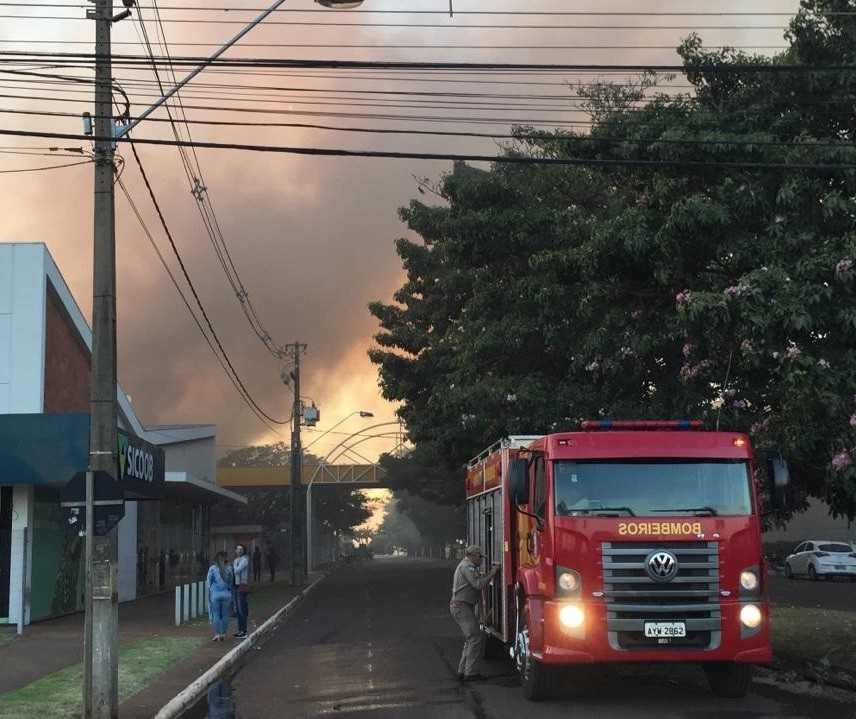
[784,540,856,581]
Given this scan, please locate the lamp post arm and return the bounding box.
[304,411,358,452]
[115,0,288,140]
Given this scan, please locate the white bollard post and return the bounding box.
[174,586,181,626]
[182,584,190,623]
[199,581,206,614]
[190,582,197,619]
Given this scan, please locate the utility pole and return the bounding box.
[83,2,364,713]
[287,342,306,585]
[88,0,119,716]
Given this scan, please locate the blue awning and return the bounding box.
[0,412,164,500]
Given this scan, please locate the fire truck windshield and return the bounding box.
[553,459,753,518]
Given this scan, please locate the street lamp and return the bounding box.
[87,0,364,715]
[304,410,374,452]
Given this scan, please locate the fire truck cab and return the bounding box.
[465,421,774,701]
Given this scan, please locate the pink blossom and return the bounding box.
[585,361,600,372]
[724,388,737,398]
[680,364,699,381]
[832,451,853,471]
[751,416,772,434]
[786,345,801,359]
[836,259,853,273]
[817,358,831,369]
[631,309,643,319]
[682,343,693,358]
[620,346,634,359]
[675,292,691,305]
[724,284,749,296]
[740,339,754,352]
[849,414,856,428]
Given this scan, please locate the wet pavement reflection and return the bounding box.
[185,679,236,719]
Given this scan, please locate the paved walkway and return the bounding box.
[0,574,314,718]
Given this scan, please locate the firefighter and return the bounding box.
[449,544,500,682]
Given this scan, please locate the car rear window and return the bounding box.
[818,543,853,553]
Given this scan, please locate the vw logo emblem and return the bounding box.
[646,550,679,582]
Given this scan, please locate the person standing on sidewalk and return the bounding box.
[266,545,278,582]
[450,545,499,682]
[207,551,233,641]
[232,543,250,639]
[252,546,262,582]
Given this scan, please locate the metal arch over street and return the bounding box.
[306,420,408,487]
[306,421,407,571]
[215,421,408,489]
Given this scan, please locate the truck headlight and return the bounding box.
[740,604,762,629]
[558,604,585,629]
[740,570,759,592]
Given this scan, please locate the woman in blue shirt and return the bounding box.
[207,551,233,641]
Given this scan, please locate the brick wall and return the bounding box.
[43,283,90,413]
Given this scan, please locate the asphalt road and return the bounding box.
[768,572,856,612]
[189,557,856,719]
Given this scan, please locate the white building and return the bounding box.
[0,242,244,625]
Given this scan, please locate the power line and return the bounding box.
[5,52,854,74]
[4,127,856,171]
[125,135,289,425]
[0,157,90,172]
[116,173,282,434]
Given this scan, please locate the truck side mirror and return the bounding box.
[508,457,529,505]
[766,457,792,510]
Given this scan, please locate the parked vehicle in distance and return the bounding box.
[784,540,856,581]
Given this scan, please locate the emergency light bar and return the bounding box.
[580,420,704,431]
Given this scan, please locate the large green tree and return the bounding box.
[370,0,856,519]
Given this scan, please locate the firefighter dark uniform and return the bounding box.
[450,545,499,681]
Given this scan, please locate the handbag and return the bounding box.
[238,583,253,594]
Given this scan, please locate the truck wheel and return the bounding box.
[704,662,753,698]
[514,595,552,701]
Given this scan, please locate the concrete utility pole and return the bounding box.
[85,2,364,715]
[88,0,119,716]
[287,342,306,585]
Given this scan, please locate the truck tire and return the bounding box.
[514,593,552,701]
[703,662,753,698]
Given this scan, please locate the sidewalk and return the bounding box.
[0,572,321,718]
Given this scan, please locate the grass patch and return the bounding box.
[771,605,856,670]
[0,635,206,719]
[0,630,20,648]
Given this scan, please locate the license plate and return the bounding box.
[644,621,686,638]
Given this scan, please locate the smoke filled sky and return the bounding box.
[0,0,797,460]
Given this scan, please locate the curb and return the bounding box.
[771,651,856,692]
[152,573,327,719]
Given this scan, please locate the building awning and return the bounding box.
[0,412,165,500]
[166,472,247,505]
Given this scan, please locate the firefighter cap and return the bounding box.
[466,545,483,555]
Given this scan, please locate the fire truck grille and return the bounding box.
[601,540,721,652]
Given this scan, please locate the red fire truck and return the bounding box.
[465,421,774,701]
